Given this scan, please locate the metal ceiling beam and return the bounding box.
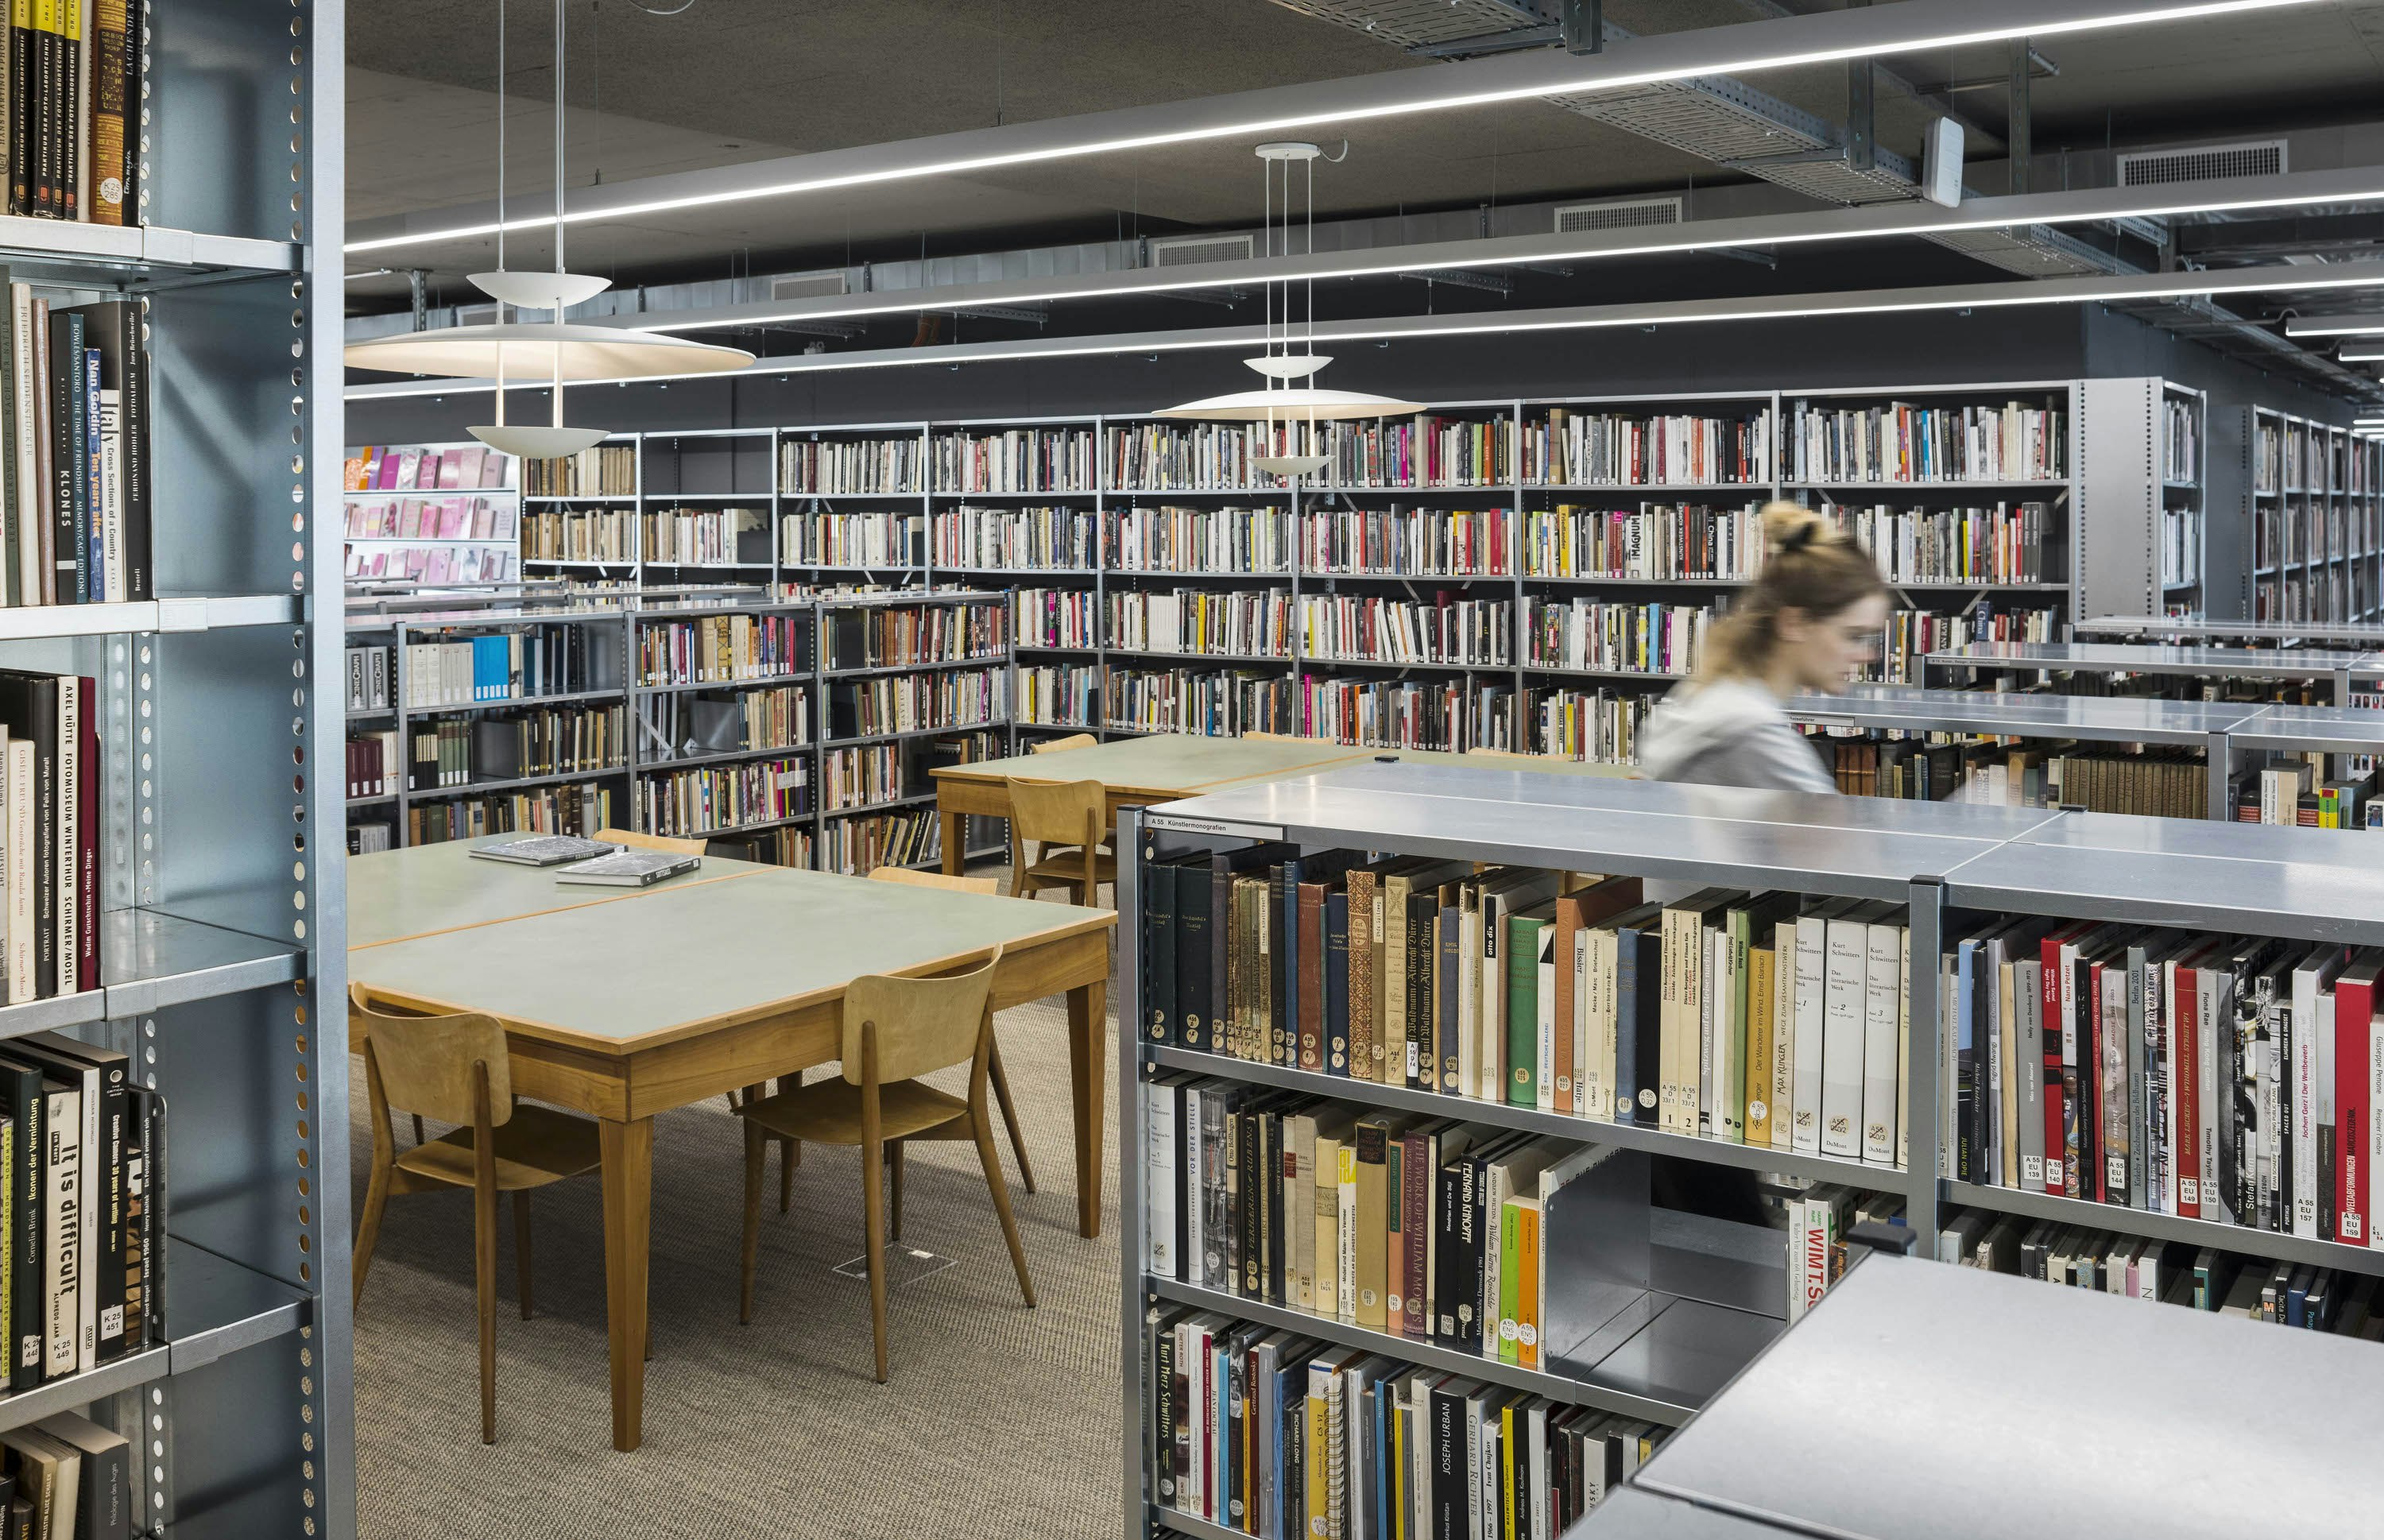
[582,164,2384,335]
[345,0,2324,255]
[349,255,2384,400]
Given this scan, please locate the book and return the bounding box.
[466,833,621,867]
[554,849,700,887]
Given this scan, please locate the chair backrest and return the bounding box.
[842,948,1001,1086]
[1005,776,1103,850]
[869,865,998,896]
[596,826,707,857]
[1030,733,1097,754]
[349,984,513,1127]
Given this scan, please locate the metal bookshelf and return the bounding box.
[340,439,523,586]
[1922,638,2384,706]
[344,588,1012,875]
[2247,407,2383,629]
[1117,764,2384,1540]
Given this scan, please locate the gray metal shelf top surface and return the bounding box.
[1929,639,2384,678]
[2079,614,2384,646]
[1788,685,2260,745]
[1632,1256,2377,1540]
[2228,701,2384,753]
[1941,810,2384,946]
[1144,762,2057,900]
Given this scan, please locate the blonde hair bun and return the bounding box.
[1758,501,1833,556]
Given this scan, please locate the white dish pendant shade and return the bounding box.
[468,269,611,312]
[1155,383,1422,422]
[344,320,752,382]
[467,422,610,459]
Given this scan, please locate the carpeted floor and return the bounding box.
[350,967,1124,1540]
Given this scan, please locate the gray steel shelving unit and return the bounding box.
[1923,638,2384,706]
[0,2,370,1534]
[1116,766,2384,1540]
[2246,406,2383,628]
[345,587,1012,874]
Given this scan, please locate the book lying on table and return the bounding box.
[554,850,701,888]
[467,834,622,867]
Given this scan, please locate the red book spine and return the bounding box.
[2336,968,2374,1244]
[2175,963,2200,1219]
[2041,932,2067,1196]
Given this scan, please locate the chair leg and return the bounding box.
[778,1136,797,1213]
[973,1115,1036,1310]
[986,1035,1038,1194]
[474,1175,498,1445]
[513,1190,535,1321]
[738,1119,766,1326]
[888,1140,904,1245]
[411,1113,425,1145]
[861,1128,890,1383]
[351,1158,391,1308]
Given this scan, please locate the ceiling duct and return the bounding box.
[1150,233,1260,268]
[1554,195,1683,233]
[1264,0,1542,50]
[771,269,851,300]
[2119,138,2289,186]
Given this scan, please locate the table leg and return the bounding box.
[600,1116,654,1453]
[940,803,965,877]
[1066,977,1105,1239]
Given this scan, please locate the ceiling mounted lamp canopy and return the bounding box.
[1156,141,1418,477]
[340,0,750,459]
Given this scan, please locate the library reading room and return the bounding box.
[3,0,2382,1536]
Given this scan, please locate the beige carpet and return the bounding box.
[350,971,1124,1540]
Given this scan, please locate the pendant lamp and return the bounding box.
[341,0,752,456]
[1155,142,1419,479]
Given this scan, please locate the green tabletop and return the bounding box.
[933,734,1370,796]
[348,865,1113,1051]
[346,834,765,949]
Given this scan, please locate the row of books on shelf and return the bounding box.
[820,742,909,812]
[1940,922,2384,1253]
[929,427,1097,495]
[637,612,807,687]
[1303,596,1512,669]
[343,544,520,585]
[345,443,513,493]
[1519,503,1757,582]
[1,1406,133,1540]
[4,0,139,226]
[639,685,808,764]
[0,291,146,606]
[644,507,770,567]
[1519,408,1767,488]
[342,495,517,544]
[523,506,636,565]
[359,629,623,710]
[821,600,1005,670]
[525,445,636,497]
[1827,501,2055,585]
[345,707,628,798]
[1109,506,1292,575]
[2164,397,2199,486]
[1949,1205,2384,1330]
[826,668,1007,740]
[1521,599,1704,678]
[1102,422,1310,494]
[1149,1302,1664,1540]
[349,781,617,853]
[638,754,810,840]
[2163,508,2201,590]
[927,506,1088,571]
[1302,507,1510,578]
[819,807,941,873]
[780,437,922,497]
[1782,399,2064,485]
[1140,863,1910,1165]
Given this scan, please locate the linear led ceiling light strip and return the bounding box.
[343,0,2328,257]
[345,257,2384,401]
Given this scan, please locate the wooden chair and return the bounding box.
[865,867,1037,1194]
[1005,776,1114,906]
[350,986,602,1445]
[735,948,1033,1382]
[1029,733,1097,753]
[594,825,707,857]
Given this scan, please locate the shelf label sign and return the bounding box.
[1146,814,1283,840]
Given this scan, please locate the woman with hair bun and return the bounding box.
[1639,501,1889,793]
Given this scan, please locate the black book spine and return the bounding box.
[0,1058,41,1391]
[1631,927,1664,1129]
[85,1050,125,1361]
[1430,1380,1466,1540]
[7,17,26,215]
[1325,892,1351,1078]
[1177,869,1212,1053]
[1434,1153,1465,1345]
[1267,865,1289,1066]
[1461,1154,1489,1354]
[1144,857,1176,1049]
[115,302,145,601]
[45,309,80,603]
[1263,1109,1284,1306]
[1222,1340,1244,1526]
[1209,861,1232,1060]
[1149,1324,1175,1510]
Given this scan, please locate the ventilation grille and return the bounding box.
[772,269,850,300]
[1150,233,1256,269]
[1554,196,1685,234]
[2117,139,2286,186]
